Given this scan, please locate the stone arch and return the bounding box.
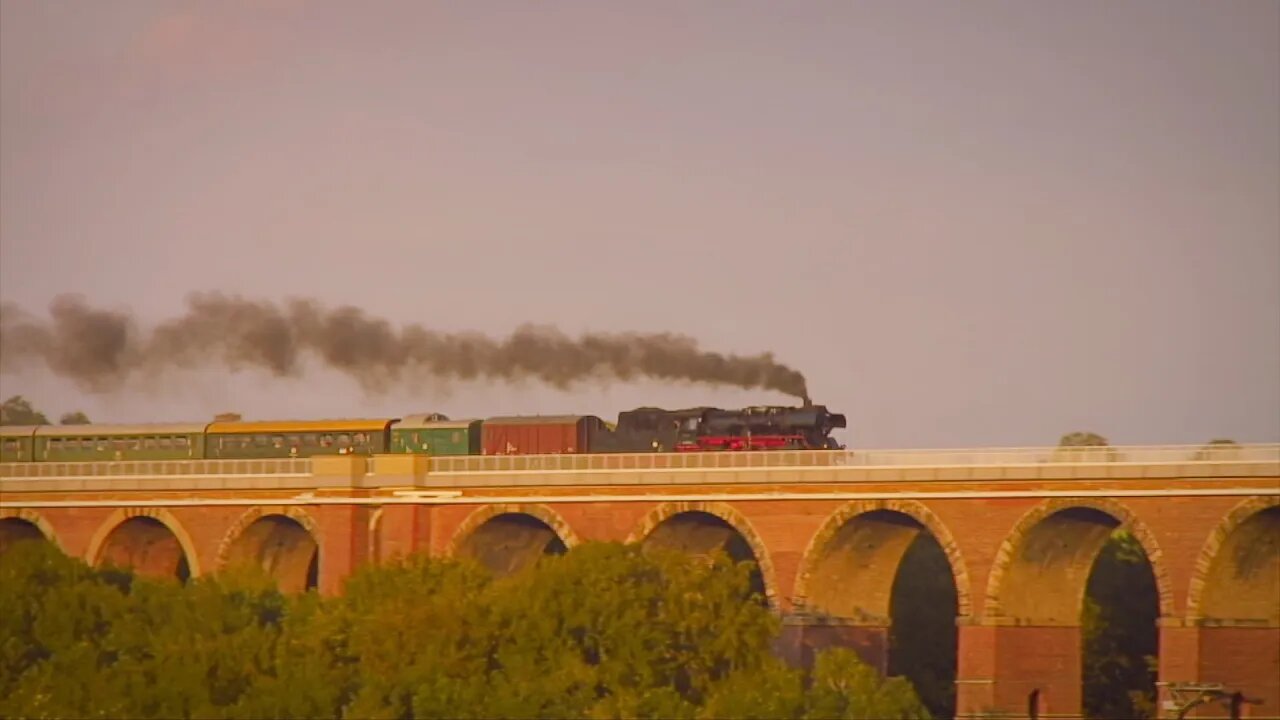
[0,508,62,553]
[447,503,580,576]
[1186,496,1280,622]
[985,497,1174,622]
[793,499,972,619]
[626,501,779,609]
[216,506,321,593]
[217,505,322,564]
[85,507,202,580]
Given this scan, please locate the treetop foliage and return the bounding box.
[0,396,49,426]
[0,396,90,426]
[0,540,931,720]
[1058,431,1111,447]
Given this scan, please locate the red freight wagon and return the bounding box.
[481,415,605,455]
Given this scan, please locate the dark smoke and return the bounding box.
[0,293,810,400]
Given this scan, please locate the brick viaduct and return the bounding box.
[1,445,1277,719]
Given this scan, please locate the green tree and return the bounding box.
[58,411,91,425]
[1055,431,1119,462]
[0,542,290,720]
[1194,439,1240,461]
[699,659,806,719]
[0,540,934,720]
[485,543,779,716]
[336,542,783,719]
[804,648,932,719]
[231,590,353,719]
[0,395,49,425]
[1059,431,1110,447]
[338,554,497,719]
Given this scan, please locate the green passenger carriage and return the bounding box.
[389,414,482,456]
[0,426,39,462]
[33,424,208,462]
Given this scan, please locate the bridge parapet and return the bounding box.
[424,444,1280,474]
[3,444,1275,482]
[0,458,312,479]
[0,444,1275,495]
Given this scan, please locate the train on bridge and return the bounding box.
[0,404,847,463]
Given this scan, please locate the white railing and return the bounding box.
[0,444,1276,479]
[424,443,1280,474]
[0,458,313,479]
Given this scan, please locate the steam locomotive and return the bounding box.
[0,403,848,463]
[602,404,848,453]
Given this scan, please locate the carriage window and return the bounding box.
[46,439,61,451]
[352,433,367,447]
[82,438,95,450]
[175,437,189,449]
[111,439,127,450]
[287,435,301,447]
[254,434,269,447]
[336,434,351,447]
[143,438,157,449]
[302,434,318,446]
[2,439,19,453]
[158,437,173,449]
[320,434,333,447]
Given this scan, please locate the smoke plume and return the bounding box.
[0,293,810,401]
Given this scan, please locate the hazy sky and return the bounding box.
[1,0,1277,448]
